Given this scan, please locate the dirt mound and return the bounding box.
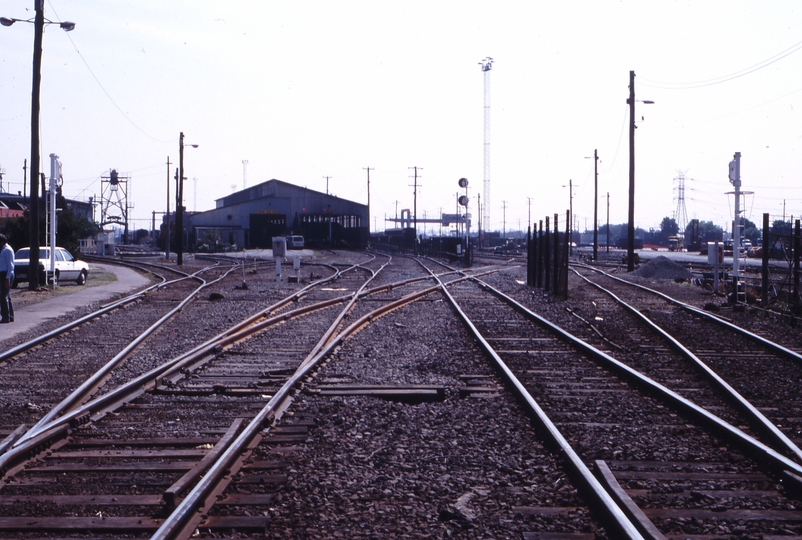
[631,255,694,280]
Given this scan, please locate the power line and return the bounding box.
[640,38,802,89]
[47,1,172,143]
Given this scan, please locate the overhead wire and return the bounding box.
[640,38,802,89]
[47,1,172,143]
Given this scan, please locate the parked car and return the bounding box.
[12,247,89,287]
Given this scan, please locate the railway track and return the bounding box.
[4,252,802,538]
[446,267,802,538]
[0,252,471,537]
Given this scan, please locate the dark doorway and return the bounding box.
[249,213,286,248]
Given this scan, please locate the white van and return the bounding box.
[286,235,305,249]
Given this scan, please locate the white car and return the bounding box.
[12,247,89,287]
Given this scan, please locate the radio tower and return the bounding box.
[479,57,493,239]
[673,170,688,232]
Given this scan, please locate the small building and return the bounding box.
[0,191,94,223]
[185,179,368,250]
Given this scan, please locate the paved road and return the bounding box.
[0,263,151,344]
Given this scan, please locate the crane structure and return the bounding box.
[100,168,131,244]
[479,57,493,240]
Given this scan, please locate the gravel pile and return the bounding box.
[630,255,693,280]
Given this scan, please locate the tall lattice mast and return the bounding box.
[479,57,493,235]
[673,170,688,232]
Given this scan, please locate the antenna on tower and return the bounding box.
[479,56,493,243]
[242,159,248,189]
[673,170,689,231]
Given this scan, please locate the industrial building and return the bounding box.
[182,179,369,251]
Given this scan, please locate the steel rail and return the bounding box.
[0,268,169,364]
[0,256,403,475]
[469,276,802,479]
[575,263,802,365]
[153,259,436,538]
[420,270,645,539]
[0,257,215,365]
[16,262,234,445]
[570,267,802,464]
[5,258,356,446]
[152,264,497,538]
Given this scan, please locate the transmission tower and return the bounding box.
[479,57,493,239]
[673,170,688,232]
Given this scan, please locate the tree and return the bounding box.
[772,219,792,238]
[685,220,724,241]
[658,217,679,245]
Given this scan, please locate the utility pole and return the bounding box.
[626,70,653,271]
[627,70,636,272]
[502,200,507,240]
[606,192,610,253]
[409,167,421,254]
[165,156,171,260]
[27,1,45,289]
[593,150,599,261]
[527,197,532,230]
[177,132,185,265]
[562,180,575,252]
[323,176,331,195]
[364,167,373,235]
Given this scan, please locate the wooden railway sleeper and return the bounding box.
[68,412,91,428]
[163,418,245,508]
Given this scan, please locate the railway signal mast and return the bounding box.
[479,57,493,245]
[728,152,742,303]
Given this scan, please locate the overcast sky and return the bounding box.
[2,0,802,237]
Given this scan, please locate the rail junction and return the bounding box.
[0,250,802,538]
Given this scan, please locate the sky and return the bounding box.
[2,0,802,238]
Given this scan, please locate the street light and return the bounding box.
[176,132,198,265]
[626,70,654,272]
[1,2,75,289]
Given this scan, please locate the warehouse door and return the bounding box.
[249,214,286,248]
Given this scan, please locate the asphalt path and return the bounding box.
[0,263,151,344]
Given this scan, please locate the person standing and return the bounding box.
[0,234,14,323]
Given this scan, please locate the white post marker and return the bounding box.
[49,153,60,287]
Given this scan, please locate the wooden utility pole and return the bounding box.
[165,156,171,260]
[627,70,636,272]
[606,192,610,252]
[409,167,422,254]
[593,150,599,261]
[363,167,373,235]
[28,2,45,289]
